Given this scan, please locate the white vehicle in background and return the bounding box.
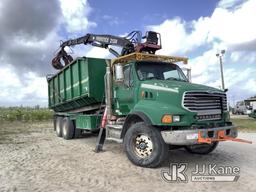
[233,101,252,115]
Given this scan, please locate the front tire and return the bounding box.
[62,117,75,140]
[185,142,218,155]
[123,122,168,168]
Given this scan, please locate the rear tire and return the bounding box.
[185,142,218,155]
[123,122,168,168]
[56,117,63,137]
[62,117,75,140]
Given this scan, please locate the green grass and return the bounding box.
[0,107,53,122]
[231,118,256,132]
[0,121,53,144]
[0,107,53,143]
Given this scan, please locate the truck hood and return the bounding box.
[140,80,222,94]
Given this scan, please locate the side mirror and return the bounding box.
[115,64,124,82]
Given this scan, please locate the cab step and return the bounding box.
[106,124,123,143]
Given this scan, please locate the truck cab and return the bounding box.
[114,59,230,126]
[102,53,238,167]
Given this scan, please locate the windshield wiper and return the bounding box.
[166,77,187,82]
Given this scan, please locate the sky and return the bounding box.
[0,0,255,107]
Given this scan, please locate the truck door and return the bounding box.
[114,64,136,115]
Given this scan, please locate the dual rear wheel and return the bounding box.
[54,116,76,139]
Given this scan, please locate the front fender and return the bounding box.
[121,111,152,138]
[131,100,196,126]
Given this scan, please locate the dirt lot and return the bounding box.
[0,122,256,192]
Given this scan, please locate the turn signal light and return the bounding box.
[162,115,172,124]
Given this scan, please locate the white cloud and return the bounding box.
[0,65,21,97]
[193,66,256,103]
[208,0,256,45]
[148,0,256,55]
[85,47,112,58]
[64,45,114,59]
[230,51,256,63]
[218,0,246,9]
[59,0,96,33]
[190,49,219,78]
[1,30,60,76]
[223,68,255,88]
[0,65,48,106]
[148,19,189,55]
[187,17,211,47]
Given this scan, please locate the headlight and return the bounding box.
[173,115,180,122]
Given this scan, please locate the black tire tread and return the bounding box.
[123,122,168,168]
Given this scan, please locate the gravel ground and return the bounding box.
[0,122,255,192]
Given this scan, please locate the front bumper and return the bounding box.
[161,126,238,145]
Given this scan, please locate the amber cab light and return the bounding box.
[162,115,172,124]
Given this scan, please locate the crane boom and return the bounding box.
[51,31,161,69]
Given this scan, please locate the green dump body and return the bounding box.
[48,57,107,112]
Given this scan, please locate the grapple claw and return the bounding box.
[51,49,73,70]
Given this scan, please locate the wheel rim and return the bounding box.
[133,134,153,158]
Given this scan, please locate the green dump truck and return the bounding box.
[47,31,251,168]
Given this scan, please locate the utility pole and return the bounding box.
[216,50,226,90]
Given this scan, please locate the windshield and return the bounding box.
[136,61,188,82]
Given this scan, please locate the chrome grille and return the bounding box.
[183,91,227,116]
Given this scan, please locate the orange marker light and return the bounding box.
[162,115,172,124]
